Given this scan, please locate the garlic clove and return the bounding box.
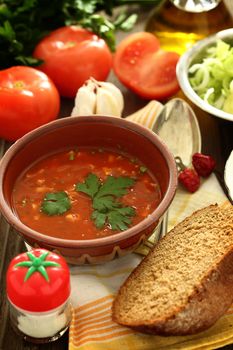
[98,81,124,115]
[71,83,96,116]
[96,87,122,116]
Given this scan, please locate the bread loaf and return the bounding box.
[112,203,233,335]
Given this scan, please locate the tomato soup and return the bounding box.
[12,147,161,240]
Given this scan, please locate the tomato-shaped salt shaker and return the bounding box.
[6,249,71,343]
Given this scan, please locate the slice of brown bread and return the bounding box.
[112,203,233,335]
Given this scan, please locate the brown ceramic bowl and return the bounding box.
[0,116,177,264]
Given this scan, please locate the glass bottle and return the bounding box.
[8,300,72,344]
[170,0,221,12]
[146,0,233,54]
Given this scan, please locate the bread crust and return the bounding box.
[112,204,233,335]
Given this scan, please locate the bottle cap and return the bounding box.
[7,249,70,312]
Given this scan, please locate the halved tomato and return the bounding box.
[113,32,180,100]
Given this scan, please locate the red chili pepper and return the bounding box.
[192,153,216,177]
[178,168,200,193]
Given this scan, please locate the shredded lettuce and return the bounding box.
[188,39,233,113]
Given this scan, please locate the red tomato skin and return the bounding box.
[113,32,180,100]
[7,249,70,312]
[33,26,113,98]
[128,51,180,100]
[0,66,60,142]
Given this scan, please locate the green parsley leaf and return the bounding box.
[76,174,136,230]
[73,0,100,14]
[0,20,15,40]
[93,195,120,212]
[92,205,135,230]
[41,191,71,216]
[16,55,43,66]
[140,166,148,173]
[91,210,107,229]
[114,13,137,31]
[75,173,101,199]
[107,206,135,230]
[80,14,116,51]
[96,176,135,198]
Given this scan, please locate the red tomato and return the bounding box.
[7,249,70,312]
[113,32,180,100]
[0,66,60,142]
[33,26,113,98]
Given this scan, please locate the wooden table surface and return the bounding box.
[1,1,233,349]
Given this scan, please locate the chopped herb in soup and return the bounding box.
[12,147,161,240]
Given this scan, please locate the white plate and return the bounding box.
[224,150,233,202]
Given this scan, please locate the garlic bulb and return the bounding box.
[71,78,124,117]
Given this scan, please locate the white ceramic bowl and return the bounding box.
[176,28,233,122]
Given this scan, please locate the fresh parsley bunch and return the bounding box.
[0,0,159,68]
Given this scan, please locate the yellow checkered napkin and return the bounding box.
[69,177,232,350]
[69,101,233,350]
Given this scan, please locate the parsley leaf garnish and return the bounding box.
[95,176,135,198]
[92,206,135,231]
[41,191,71,216]
[140,166,148,173]
[76,174,136,230]
[76,173,101,198]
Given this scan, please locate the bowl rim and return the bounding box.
[176,28,233,122]
[0,115,177,248]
